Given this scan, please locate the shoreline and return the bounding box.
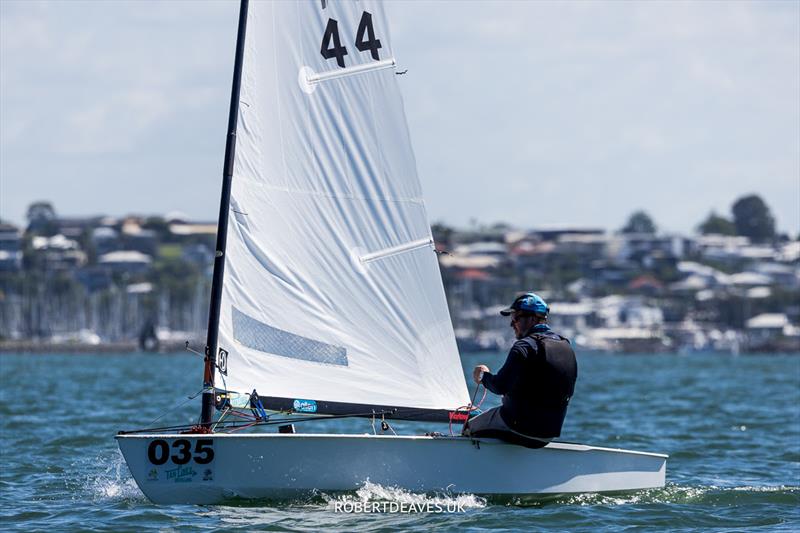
[0,339,194,354]
[0,340,796,356]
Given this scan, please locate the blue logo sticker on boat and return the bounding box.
[293,399,317,413]
[165,465,197,483]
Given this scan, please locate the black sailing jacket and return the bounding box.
[481,324,578,438]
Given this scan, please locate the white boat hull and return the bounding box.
[116,433,667,504]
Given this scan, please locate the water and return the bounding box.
[1,351,798,531]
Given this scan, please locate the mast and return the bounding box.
[200,0,249,429]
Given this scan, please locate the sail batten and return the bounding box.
[360,237,434,264]
[217,0,469,414]
[304,58,396,84]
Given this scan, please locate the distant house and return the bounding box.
[746,313,788,331]
[453,241,508,257]
[745,313,792,350]
[553,233,608,259]
[31,234,87,270]
[446,226,507,246]
[451,268,498,309]
[589,259,638,288]
[628,275,664,296]
[729,272,773,287]
[613,233,684,265]
[121,221,158,256]
[168,221,216,238]
[754,262,800,288]
[165,220,216,251]
[439,253,501,270]
[126,282,154,294]
[669,261,732,295]
[0,223,22,272]
[595,295,665,329]
[547,301,595,333]
[98,250,152,275]
[92,227,121,256]
[56,216,103,240]
[694,235,780,267]
[529,226,605,243]
[669,274,710,294]
[777,241,800,263]
[676,261,730,287]
[509,240,556,271]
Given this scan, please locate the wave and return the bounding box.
[521,483,800,507]
[321,480,487,512]
[70,450,145,503]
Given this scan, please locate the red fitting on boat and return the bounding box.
[182,424,214,434]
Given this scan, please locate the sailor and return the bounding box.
[462,292,577,448]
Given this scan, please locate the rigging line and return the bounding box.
[461,383,483,436]
[211,407,231,433]
[147,388,205,426]
[118,409,399,435]
[185,341,204,357]
[474,387,488,411]
[222,421,259,433]
[224,408,259,420]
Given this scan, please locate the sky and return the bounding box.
[1,0,798,235]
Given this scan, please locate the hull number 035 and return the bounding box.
[147,439,214,466]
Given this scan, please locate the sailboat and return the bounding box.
[117,0,666,504]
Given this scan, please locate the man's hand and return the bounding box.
[473,364,490,384]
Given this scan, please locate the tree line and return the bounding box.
[621,194,783,243]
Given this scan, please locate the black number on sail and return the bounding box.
[355,11,382,60]
[171,439,192,465]
[147,440,169,465]
[321,18,348,68]
[194,439,215,464]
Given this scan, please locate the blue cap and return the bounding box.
[500,292,549,317]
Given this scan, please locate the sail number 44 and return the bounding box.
[147,439,214,466]
[321,11,382,68]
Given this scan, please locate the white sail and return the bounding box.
[216,0,469,414]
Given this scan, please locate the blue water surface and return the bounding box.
[1,351,798,531]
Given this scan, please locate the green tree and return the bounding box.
[25,201,58,236]
[142,216,172,243]
[731,194,775,243]
[431,222,454,247]
[621,210,657,234]
[697,211,735,235]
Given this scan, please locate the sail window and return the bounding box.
[232,307,348,366]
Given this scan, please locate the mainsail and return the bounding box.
[213,0,469,419]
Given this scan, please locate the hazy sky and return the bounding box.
[1,0,798,235]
